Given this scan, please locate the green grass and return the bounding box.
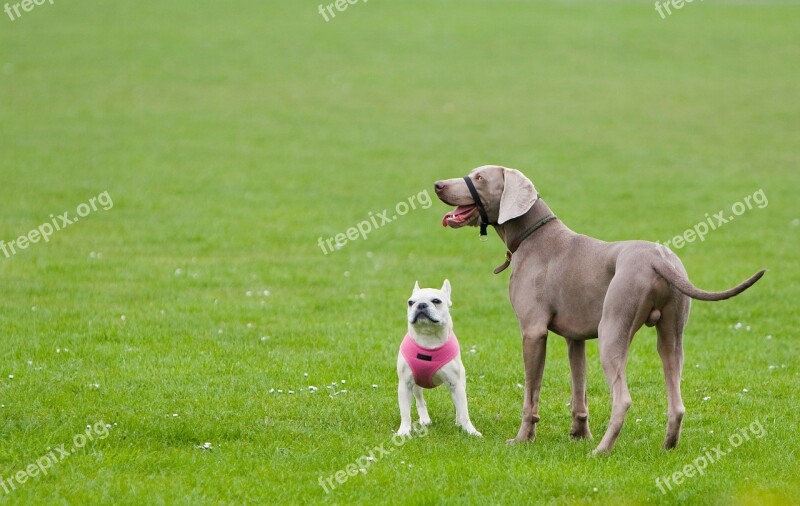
[1,0,798,504]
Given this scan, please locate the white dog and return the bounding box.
[396,280,481,437]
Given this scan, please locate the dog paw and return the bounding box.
[505,434,535,445]
[419,417,432,426]
[569,426,593,440]
[466,429,482,437]
[396,427,411,437]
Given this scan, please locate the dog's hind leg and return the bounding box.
[567,338,592,439]
[657,295,689,449]
[412,385,431,426]
[593,273,651,454]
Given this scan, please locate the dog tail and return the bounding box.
[652,261,765,302]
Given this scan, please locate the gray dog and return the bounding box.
[434,165,764,454]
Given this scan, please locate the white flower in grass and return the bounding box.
[702,396,711,402]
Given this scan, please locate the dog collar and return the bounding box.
[494,214,558,274]
[463,176,492,240]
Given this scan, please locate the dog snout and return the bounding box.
[416,302,428,309]
[434,181,445,195]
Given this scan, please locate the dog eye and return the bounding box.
[432,298,442,304]
[408,300,414,306]
[475,175,484,181]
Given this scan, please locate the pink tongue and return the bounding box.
[442,206,475,227]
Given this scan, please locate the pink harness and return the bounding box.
[400,333,460,389]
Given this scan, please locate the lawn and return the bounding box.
[0,0,798,504]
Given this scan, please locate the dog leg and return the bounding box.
[593,323,632,454]
[593,274,651,454]
[567,338,592,439]
[507,328,548,445]
[412,385,431,426]
[449,375,481,436]
[657,298,689,449]
[397,379,414,436]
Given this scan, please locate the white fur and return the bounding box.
[396,279,481,437]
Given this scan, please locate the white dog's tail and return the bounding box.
[652,261,765,301]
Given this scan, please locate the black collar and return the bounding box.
[462,174,557,272]
[463,176,492,238]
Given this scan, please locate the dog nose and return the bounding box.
[434,181,445,194]
[417,302,428,309]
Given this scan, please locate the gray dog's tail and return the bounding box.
[652,261,766,301]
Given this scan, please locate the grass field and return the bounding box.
[1,0,799,504]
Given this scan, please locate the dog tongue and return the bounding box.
[442,205,476,227]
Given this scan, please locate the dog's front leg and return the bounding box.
[397,357,416,436]
[507,328,548,445]
[447,365,481,437]
[567,339,592,439]
[397,378,414,436]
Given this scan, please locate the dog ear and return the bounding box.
[498,168,538,224]
[441,279,452,306]
[413,281,421,293]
